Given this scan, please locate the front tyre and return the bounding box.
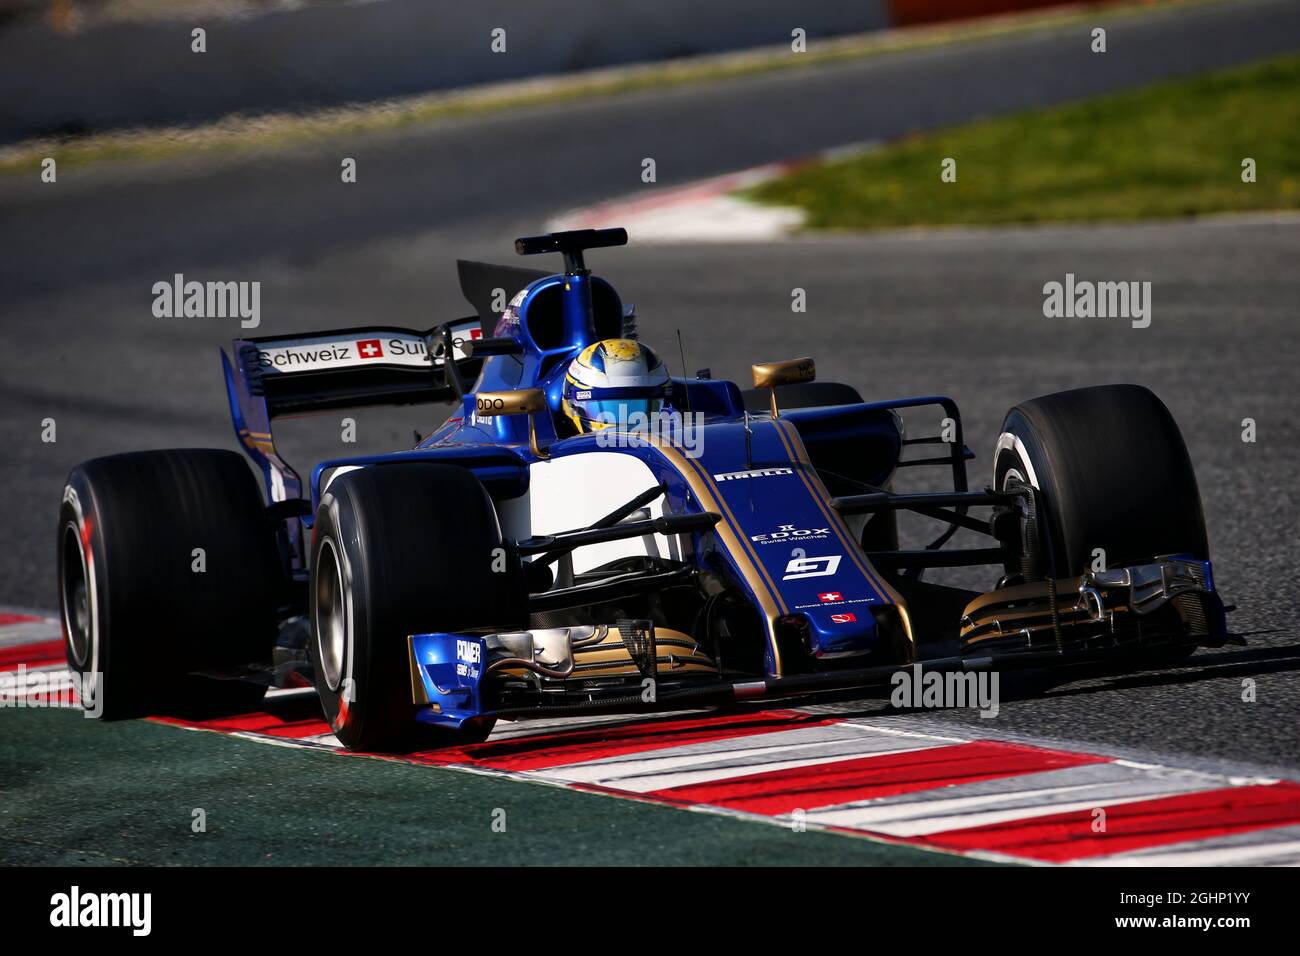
[993,386,1210,660]
[309,464,527,752]
[994,384,1209,579]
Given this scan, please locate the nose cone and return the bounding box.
[800,602,882,659]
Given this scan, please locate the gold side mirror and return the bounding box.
[475,389,546,417]
[475,388,549,457]
[750,358,815,418]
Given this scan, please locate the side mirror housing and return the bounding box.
[475,389,547,417]
[750,358,815,418]
[474,388,550,457]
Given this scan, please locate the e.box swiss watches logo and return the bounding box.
[751,523,830,545]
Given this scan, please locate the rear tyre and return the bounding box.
[309,464,527,752]
[58,450,281,720]
[994,384,1209,579]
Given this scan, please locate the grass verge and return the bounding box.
[745,54,1300,229]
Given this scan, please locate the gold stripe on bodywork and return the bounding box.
[959,577,1086,643]
[646,438,787,677]
[960,578,1075,617]
[679,455,789,616]
[491,627,717,679]
[407,635,431,705]
[771,419,916,657]
[238,428,276,453]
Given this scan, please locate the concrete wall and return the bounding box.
[887,0,1073,27]
[0,0,891,142]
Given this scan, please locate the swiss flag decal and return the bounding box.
[818,592,842,603]
[356,339,384,359]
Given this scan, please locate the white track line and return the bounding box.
[535,723,952,791]
[1073,823,1300,867]
[0,612,61,648]
[806,762,1233,836]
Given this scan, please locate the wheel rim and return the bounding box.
[994,431,1040,491]
[60,522,91,665]
[315,538,347,692]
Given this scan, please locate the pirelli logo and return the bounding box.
[712,467,794,481]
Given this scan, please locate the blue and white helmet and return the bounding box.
[561,339,670,433]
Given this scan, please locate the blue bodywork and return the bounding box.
[410,632,491,729]
[220,252,933,727]
[221,235,1226,731]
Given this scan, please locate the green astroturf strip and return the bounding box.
[747,54,1300,229]
[0,708,996,866]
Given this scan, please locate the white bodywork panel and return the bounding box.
[497,452,684,574]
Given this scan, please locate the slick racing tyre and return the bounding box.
[58,450,281,720]
[993,384,1209,581]
[309,463,528,752]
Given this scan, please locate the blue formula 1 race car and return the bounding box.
[57,229,1233,750]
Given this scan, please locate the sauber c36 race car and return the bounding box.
[58,228,1233,750]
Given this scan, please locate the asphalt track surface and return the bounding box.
[4,0,1299,299]
[1,0,1298,814]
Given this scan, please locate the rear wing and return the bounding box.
[227,257,552,569]
[222,317,482,526]
[228,319,482,418]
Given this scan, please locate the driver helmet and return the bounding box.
[561,339,670,433]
